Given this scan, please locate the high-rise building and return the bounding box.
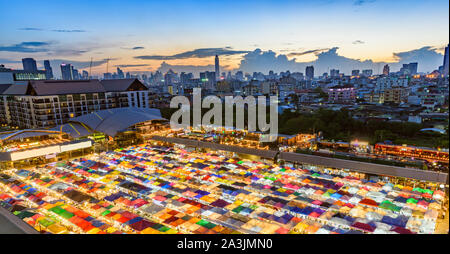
[72,68,80,80]
[408,62,418,75]
[383,64,390,76]
[226,71,232,80]
[61,63,74,80]
[330,69,339,78]
[362,69,373,77]
[103,73,112,80]
[117,67,125,79]
[82,70,89,80]
[443,44,449,77]
[235,71,244,81]
[351,70,360,76]
[305,66,314,80]
[400,63,418,75]
[215,55,220,81]
[43,60,53,79]
[22,58,37,72]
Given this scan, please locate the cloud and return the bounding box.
[115,64,150,68]
[0,41,52,53]
[47,49,88,56]
[352,40,365,44]
[18,28,86,33]
[236,46,443,75]
[238,49,300,73]
[18,27,43,31]
[353,0,376,6]
[135,47,250,60]
[51,29,86,33]
[392,46,444,72]
[122,46,145,50]
[288,48,330,57]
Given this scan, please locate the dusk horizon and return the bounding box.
[1,0,448,77]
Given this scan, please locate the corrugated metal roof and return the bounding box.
[68,107,165,137]
[51,122,94,138]
[0,129,62,141]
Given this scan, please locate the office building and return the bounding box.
[22,58,37,72]
[330,69,339,78]
[400,63,418,75]
[72,68,80,80]
[61,64,74,80]
[362,69,373,77]
[103,73,112,80]
[117,67,125,79]
[44,60,53,79]
[305,66,314,80]
[215,55,220,81]
[0,67,46,84]
[383,64,390,76]
[443,44,449,77]
[351,70,360,76]
[82,70,89,80]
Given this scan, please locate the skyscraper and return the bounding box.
[383,64,390,76]
[215,55,220,81]
[44,60,53,79]
[305,66,314,80]
[400,63,418,75]
[117,67,124,79]
[443,44,449,77]
[82,70,89,80]
[72,68,80,80]
[61,63,74,80]
[22,58,37,72]
[351,70,360,76]
[330,69,339,78]
[408,62,418,75]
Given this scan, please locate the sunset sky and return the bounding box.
[0,0,448,76]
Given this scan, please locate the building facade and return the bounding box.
[0,79,156,128]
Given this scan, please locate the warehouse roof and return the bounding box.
[0,79,147,96]
[68,107,165,137]
[100,79,147,92]
[27,80,106,95]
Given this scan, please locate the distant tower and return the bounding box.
[60,63,74,80]
[305,66,314,80]
[22,58,37,72]
[215,55,220,81]
[383,64,390,76]
[443,44,449,77]
[44,60,53,79]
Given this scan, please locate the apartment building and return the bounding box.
[0,79,154,128]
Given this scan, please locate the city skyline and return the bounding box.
[0,0,449,77]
